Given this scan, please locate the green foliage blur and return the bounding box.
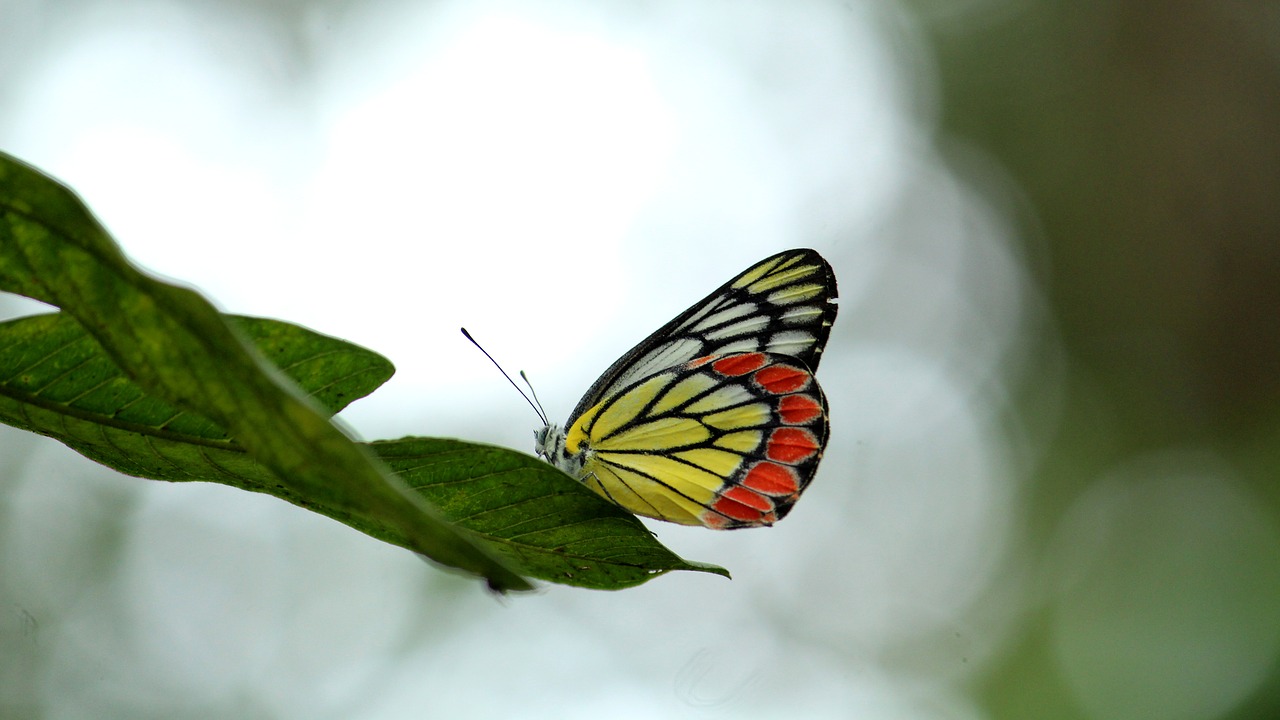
[926,1,1280,717]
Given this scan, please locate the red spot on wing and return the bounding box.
[777,394,822,424]
[706,488,779,527]
[766,427,820,463]
[712,353,767,376]
[754,364,809,394]
[687,355,715,368]
[723,486,773,512]
[742,462,800,496]
[710,496,759,522]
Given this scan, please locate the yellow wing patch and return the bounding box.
[603,418,710,451]
[590,374,670,438]
[702,403,771,431]
[714,431,763,453]
[650,374,718,414]
[584,464,710,524]
[685,384,754,414]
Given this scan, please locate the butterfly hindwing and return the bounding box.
[564,351,829,529]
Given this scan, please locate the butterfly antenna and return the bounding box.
[518,370,550,427]
[460,328,548,426]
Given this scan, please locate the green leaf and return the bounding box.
[0,312,728,590]
[0,310,385,485]
[0,151,530,592]
[373,438,730,589]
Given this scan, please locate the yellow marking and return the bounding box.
[674,448,744,477]
[599,417,710,451]
[767,282,823,304]
[585,462,706,525]
[704,403,771,430]
[651,374,716,415]
[685,384,754,414]
[731,256,784,289]
[715,430,763,453]
[603,454,724,496]
[745,263,820,293]
[564,403,603,454]
[591,374,673,438]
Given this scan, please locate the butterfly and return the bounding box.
[534,249,838,529]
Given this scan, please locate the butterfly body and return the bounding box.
[536,250,837,529]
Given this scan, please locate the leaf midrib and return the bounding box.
[0,381,239,450]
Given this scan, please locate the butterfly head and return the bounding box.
[534,423,587,478]
[532,423,558,458]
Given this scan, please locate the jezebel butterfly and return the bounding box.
[535,249,838,529]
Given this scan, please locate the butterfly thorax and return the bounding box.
[534,423,587,478]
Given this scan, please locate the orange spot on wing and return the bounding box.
[707,487,778,525]
[742,462,800,496]
[777,394,822,424]
[766,427,820,463]
[712,353,767,376]
[754,364,809,393]
[722,486,773,511]
[711,497,759,522]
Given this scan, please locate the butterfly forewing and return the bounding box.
[566,351,830,529]
[567,249,838,424]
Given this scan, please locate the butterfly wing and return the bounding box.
[566,249,838,426]
[563,351,829,529]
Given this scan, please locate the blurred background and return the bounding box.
[2,0,1278,717]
